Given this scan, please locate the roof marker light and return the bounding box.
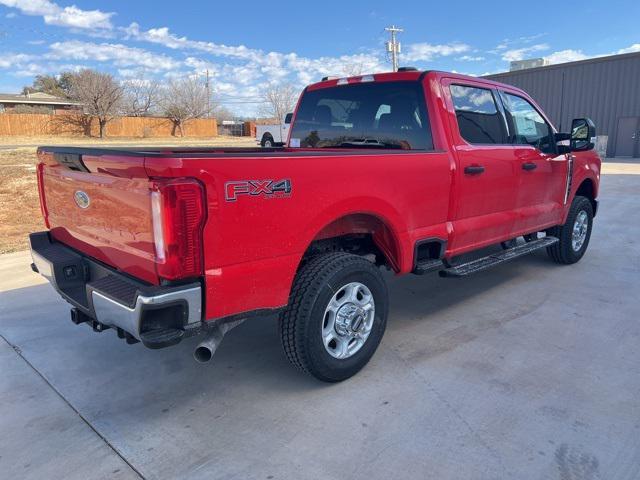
[360,75,375,82]
[336,78,349,85]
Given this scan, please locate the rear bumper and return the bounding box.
[29,231,203,349]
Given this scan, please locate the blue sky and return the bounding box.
[0,0,638,115]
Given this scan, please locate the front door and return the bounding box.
[497,91,568,233]
[614,117,639,158]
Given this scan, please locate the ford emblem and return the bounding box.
[74,190,90,209]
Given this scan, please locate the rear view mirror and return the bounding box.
[284,113,293,125]
[570,118,596,151]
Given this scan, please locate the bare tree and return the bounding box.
[211,104,235,122]
[69,69,124,138]
[341,63,364,77]
[159,76,210,137]
[122,78,160,117]
[258,83,299,123]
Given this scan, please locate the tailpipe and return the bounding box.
[193,320,244,363]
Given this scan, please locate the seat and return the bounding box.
[313,105,332,125]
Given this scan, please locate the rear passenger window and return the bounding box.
[450,85,505,144]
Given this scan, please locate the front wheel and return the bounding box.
[547,195,594,264]
[279,252,388,382]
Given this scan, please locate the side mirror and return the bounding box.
[284,113,293,125]
[570,118,596,151]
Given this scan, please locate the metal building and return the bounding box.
[485,51,640,158]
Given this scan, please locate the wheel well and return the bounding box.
[302,214,400,271]
[575,179,597,213]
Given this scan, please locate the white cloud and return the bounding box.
[544,49,588,64]
[541,43,640,66]
[123,22,260,61]
[403,42,470,62]
[0,53,33,68]
[458,55,485,62]
[48,40,181,70]
[0,0,114,29]
[617,44,640,54]
[502,43,549,62]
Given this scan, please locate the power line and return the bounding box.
[385,25,403,72]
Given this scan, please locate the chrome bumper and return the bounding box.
[29,231,203,349]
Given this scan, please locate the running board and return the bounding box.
[439,237,558,278]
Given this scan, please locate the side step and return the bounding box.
[413,258,445,275]
[140,328,184,349]
[440,236,558,278]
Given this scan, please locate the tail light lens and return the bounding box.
[150,178,206,281]
[36,162,50,229]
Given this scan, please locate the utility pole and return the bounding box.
[385,25,403,72]
[205,69,211,117]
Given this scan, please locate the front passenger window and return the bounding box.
[499,92,555,154]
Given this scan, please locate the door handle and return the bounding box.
[522,162,537,171]
[464,165,485,175]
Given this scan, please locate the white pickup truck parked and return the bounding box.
[256,113,292,147]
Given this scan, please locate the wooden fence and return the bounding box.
[0,113,218,137]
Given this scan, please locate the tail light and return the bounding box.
[36,162,50,229]
[150,178,206,281]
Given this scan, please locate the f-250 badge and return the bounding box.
[225,179,292,202]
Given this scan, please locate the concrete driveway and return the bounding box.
[1,167,639,480]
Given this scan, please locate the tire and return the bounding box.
[279,252,388,382]
[261,134,274,147]
[546,195,594,264]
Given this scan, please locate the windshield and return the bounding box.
[289,81,433,150]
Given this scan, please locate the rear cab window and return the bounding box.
[290,81,433,150]
[449,84,506,144]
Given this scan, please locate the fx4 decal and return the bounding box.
[225,179,292,202]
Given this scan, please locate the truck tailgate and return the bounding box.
[38,149,159,284]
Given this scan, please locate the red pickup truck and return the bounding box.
[30,70,600,382]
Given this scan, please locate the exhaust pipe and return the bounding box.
[193,319,244,363]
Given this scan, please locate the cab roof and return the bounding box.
[306,70,527,97]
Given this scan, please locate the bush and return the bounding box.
[7,105,54,115]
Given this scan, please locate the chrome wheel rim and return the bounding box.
[572,210,589,252]
[322,282,375,359]
[264,140,272,147]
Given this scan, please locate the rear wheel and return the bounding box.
[261,134,274,147]
[279,252,388,382]
[547,195,594,264]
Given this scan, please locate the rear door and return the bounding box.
[497,91,567,232]
[442,79,520,253]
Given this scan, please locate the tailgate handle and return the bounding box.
[522,162,537,171]
[53,153,89,172]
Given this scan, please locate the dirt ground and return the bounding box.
[0,136,256,254]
